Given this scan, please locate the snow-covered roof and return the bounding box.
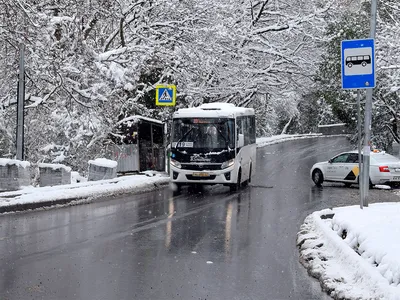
[117,115,163,126]
[88,158,118,168]
[0,158,30,169]
[173,102,254,119]
[38,163,72,172]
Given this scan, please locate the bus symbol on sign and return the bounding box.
[346,55,371,68]
[343,48,373,76]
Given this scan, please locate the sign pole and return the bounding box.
[362,0,377,207]
[357,89,363,209]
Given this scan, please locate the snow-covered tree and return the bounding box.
[0,0,351,172]
[314,0,400,149]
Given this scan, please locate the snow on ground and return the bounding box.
[0,174,169,210]
[298,204,400,300]
[256,133,323,148]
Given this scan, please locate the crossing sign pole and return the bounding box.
[156,84,176,106]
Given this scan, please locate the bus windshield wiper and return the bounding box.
[215,126,229,149]
[175,128,194,149]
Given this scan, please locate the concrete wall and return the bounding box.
[0,162,30,191]
[88,162,117,181]
[39,164,71,187]
[318,124,349,135]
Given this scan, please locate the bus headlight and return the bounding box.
[170,159,182,169]
[221,159,235,169]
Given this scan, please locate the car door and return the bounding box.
[325,153,350,181]
[342,153,360,182]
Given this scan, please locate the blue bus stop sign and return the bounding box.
[341,39,375,89]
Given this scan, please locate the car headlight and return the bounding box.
[221,159,235,169]
[170,159,182,169]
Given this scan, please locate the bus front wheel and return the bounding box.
[230,169,241,192]
[173,183,182,196]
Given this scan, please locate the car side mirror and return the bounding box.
[328,159,333,163]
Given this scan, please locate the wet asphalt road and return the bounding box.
[1,136,399,300]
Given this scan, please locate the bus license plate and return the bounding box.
[192,172,210,177]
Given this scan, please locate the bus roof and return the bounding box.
[173,103,254,119]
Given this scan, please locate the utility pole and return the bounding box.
[16,43,25,161]
[362,0,378,207]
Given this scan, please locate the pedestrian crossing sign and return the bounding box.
[156,84,176,106]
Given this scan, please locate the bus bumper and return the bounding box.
[170,165,237,185]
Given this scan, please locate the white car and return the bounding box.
[310,150,400,187]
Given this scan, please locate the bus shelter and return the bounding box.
[112,116,165,174]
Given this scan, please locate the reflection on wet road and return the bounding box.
[1,137,398,300]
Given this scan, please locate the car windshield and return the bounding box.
[172,118,235,150]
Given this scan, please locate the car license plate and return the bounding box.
[393,176,400,181]
[192,172,210,177]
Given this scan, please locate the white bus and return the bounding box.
[170,102,256,193]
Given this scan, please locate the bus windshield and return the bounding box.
[172,118,235,150]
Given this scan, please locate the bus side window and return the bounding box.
[237,118,242,138]
[244,116,250,146]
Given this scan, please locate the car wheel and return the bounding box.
[230,169,241,192]
[312,169,324,187]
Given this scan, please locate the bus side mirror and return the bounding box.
[238,134,244,148]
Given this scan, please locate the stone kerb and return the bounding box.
[0,158,31,191]
[38,163,72,187]
[88,158,117,181]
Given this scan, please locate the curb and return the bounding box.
[297,210,395,299]
[0,180,170,214]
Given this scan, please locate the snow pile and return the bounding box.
[298,204,400,299]
[256,133,322,148]
[331,204,400,286]
[0,174,169,209]
[88,158,118,168]
[71,171,87,184]
[0,158,30,169]
[38,163,72,172]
